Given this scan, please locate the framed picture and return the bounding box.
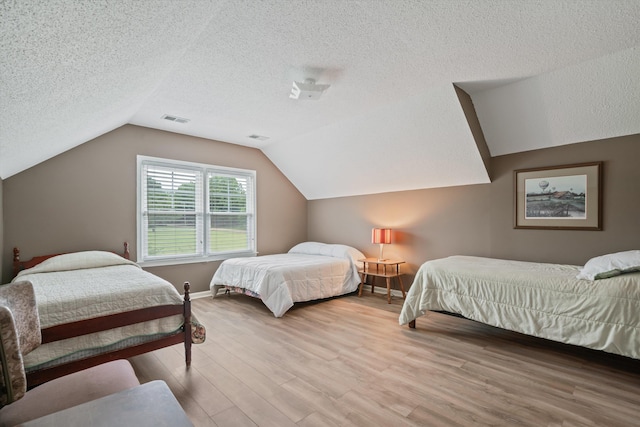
[514,162,602,230]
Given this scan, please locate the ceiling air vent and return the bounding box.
[162,114,190,124]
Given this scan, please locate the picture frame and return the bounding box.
[514,162,602,230]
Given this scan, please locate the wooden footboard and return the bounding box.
[26,282,192,388]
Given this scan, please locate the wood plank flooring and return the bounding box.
[129,292,640,426]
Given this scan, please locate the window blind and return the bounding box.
[208,172,254,254]
[138,156,256,263]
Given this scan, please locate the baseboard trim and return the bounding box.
[188,290,211,300]
[363,285,404,298]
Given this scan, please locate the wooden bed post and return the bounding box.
[13,247,20,276]
[183,282,192,368]
[123,242,130,260]
[409,320,416,329]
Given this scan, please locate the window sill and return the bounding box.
[138,252,257,268]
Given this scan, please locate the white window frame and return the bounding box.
[137,155,257,266]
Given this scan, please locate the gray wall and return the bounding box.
[0,178,3,281]
[308,133,640,288]
[308,184,492,278]
[3,126,638,293]
[489,134,640,263]
[2,125,308,291]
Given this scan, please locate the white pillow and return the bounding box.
[14,251,138,280]
[327,244,366,266]
[288,242,327,255]
[289,242,365,265]
[576,250,640,280]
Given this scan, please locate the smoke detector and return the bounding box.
[290,78,330,100]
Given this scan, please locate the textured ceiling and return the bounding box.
[1,1,639,199]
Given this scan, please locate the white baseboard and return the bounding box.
[362,284,404,298]
[187,290,212,300]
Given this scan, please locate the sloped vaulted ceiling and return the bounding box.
[1,1,639,199]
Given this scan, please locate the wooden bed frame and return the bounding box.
[12,243,192,388]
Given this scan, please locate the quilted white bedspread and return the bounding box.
[399,256,640,359]
[13,251,185,368]
[210,249,362,317]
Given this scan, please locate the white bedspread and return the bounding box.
[211,251,361,317]
[399,256,640,359]
[13,251,185,368]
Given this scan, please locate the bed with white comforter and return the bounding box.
[399,253,640,359]
[12,251,192,370]
[210,242,364,317]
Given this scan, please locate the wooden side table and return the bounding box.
[358,258,406,303]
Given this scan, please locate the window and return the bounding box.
[137,156,256,265]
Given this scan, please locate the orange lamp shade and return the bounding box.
[371,228,392,244]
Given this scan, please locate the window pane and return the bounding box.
[146,167,198,212]
[209,214,250,252]
[145,213,199,256]
[174,182,196,211]
[209,175,248,213]
[142,163,202,258]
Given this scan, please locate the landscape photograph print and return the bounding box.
[514,162,602,230]
[525,174,586,219]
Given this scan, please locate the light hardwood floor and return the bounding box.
[129,292,640,427]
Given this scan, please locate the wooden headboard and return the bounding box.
[13,242,130,278]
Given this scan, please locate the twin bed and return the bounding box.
[210,242,365,317]
[11,245,205,387]
[399,253,640,360]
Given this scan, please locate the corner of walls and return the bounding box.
[0,177,4,282]
[454,84,492,180]
[307,133,640,289]
[307,184,492,285]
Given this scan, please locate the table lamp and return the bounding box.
[371,228,392,261]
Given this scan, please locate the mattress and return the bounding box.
[399,255,640,359]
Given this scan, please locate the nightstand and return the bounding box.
[358,258,406,303]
